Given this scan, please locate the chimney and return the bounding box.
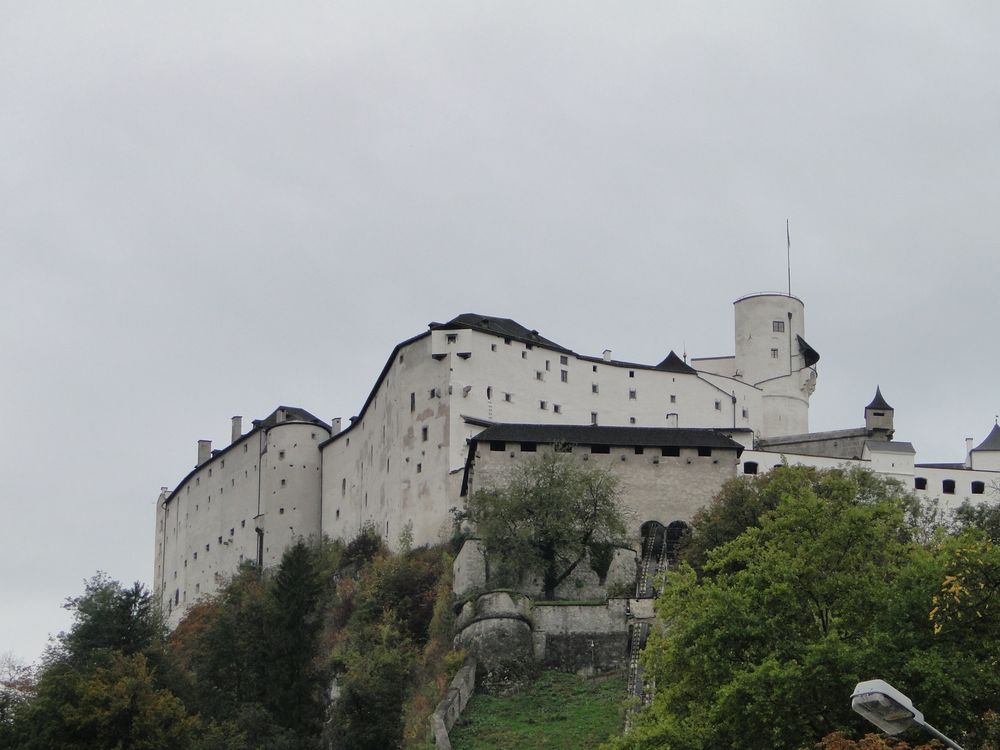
[602,349,612,362]
[331,417,342,434]
[966,437,974,466]
[197,439,212,466]
[231,416,243,444]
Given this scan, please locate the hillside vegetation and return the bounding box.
[0,527,459,750]
[449,670,625,750]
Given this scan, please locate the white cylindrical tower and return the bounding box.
[733,293,818,438]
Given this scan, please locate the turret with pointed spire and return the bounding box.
[864,386,894,440]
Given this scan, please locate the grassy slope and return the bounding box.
[448,670,625,750]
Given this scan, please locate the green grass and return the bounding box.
[448,670,625,750]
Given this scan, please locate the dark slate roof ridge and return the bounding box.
[471,423,744,450]
[915,462,967,469]
[430,313,569,352]
[656,350,698,374]
[972,423,1000,453]
[865,386,893,412]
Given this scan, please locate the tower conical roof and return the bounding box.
[865,386,893,412]
[972,423,1000,453]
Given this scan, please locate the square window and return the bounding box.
[634,446,644,455]
[504,337,511,345]
[446,333,457,343]
[629,417,636,424]
[553,404,562,414]
[592,365,598,372]
[560,355,568,365]
[279,507,285,514]
[773,320,785,333]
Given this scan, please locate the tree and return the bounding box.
[606,466,1000,750]
[463,451,627,600]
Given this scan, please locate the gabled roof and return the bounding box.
[251,406,327,430]
[865,386,893,412]
[470,423,744,452]
[864,440,915,454]
[430,314,569,352]
[656,350,697,374]
[972,423,1000,453]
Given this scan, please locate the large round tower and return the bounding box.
[733,293,818,438]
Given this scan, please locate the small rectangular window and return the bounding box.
[592,365,598,372]
[491,343,497,352]
[942,479,956,495]
[561,370,568,382]
[670,394,677,403]
[522,351,528,359]
[545,360,550,371]
[279,450,285,460]
[504,337,511,345]
[535,371,544,380]
[592,383,599,394]
[661,446,680,457]
[591,444,610,454]
[744,461,759,475]
[417,463,422,473]
[342,478,346,496]
[490,441,506,451]
[629,389,637,400]
[914,477,927,490]
[218,536,223,544]
[553,404,562,413]
[714,400,722,411]
[698,447,712,457]
[634,446,644,455]
[742,408,749,418]
[629,417,636,424]
[280,478,286,486]
[421,426,429,442]
[279,507,285,514]
[205,543,210,551]
[241,519,246,528]
[629,370,635,378]
[504,393,512,402]
[591,412,598,425]
[521,442,537,452]
[487,386,493,399]
[410,392,415,412]
[972,481,985,494]
[539,400,548,410]
[560,355,568,365]
[446,333,457,343]
[771,348,779,359]
[230,528,234,536]
[773,321,785,332]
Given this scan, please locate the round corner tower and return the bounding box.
[733,293,818,438]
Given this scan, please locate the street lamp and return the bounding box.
[850,679,965,750]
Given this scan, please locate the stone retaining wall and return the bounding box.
[429,658,477,750]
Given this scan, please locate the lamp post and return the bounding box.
[850,679,965,750]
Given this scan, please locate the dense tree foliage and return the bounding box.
[463,451,628,599]
[3,536,457,750]
[608,466,1000,750]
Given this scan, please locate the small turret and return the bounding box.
[864,387,894,440]
[970,422,1000,471]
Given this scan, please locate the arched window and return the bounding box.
[743,461,759,475]
[942,479,956,495]
[914,477,927,490]
[972,481,985,495]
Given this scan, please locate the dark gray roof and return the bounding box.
[430,314,569,352]
[797,335,820,367]
[656,350,697,374]
[251,406,327,430]
[471,423,744,451]
[972,423,1000,453]
[865,386,893,412]
[915,462,966,470]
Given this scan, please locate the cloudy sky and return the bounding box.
[3,2,998,662]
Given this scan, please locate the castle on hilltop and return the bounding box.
[154,292,1000,626]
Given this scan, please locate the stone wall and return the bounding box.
[429,658,477,750]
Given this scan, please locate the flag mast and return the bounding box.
[786,219,791,296]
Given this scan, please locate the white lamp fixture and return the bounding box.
[850,679,965,750]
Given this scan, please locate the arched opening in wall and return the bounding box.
[743,461,758,475]
[663,521,689,565]
[942,479,956,495]
[914,477,927,490]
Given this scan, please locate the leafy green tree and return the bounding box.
[608,467,1000,750]
[463,451,627,599]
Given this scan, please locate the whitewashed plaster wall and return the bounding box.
[155,420,327,628]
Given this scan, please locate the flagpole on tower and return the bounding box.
[786,219,791,296]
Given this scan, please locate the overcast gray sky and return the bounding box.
[3,2,999,663]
